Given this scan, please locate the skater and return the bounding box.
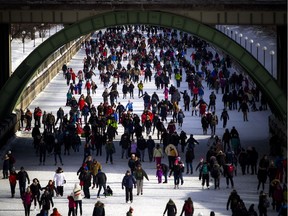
[122,170,136,203]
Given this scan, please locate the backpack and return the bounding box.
[228,164,234,174]
[201,164,208,175]
[184,202,193,214]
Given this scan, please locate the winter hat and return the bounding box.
[56,167,63,173]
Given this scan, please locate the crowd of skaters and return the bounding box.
[1,25,287,216]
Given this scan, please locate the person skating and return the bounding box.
[238,100,249,121]
[153,144,163,167]
[195,158,204,181]
[53,167,66,197]
[223,163,235,189]
[147,135,156,162]
[156,164,163,183]
[105,139,116,164]
[180,197,194,216]
[82,167,92,199]
[91,159,102,189]
[67,192,76,216]
[210,162,222,190]
[22,186,33,216]
[2,154,9,179]
[40,187,54,216]
[95,169,107,198]
[17,166,30,197]
[93,201,105,216]
[226,189,241,215]
[220,108,229,128]
[185,147,195,175]
[30,178,42,211]
[122,170,136,203]
[7,150,16,173]
[134,164,149,195]
[200,161,210,189]
[258,191,269,216]
[9,167,17,198]
[257,155,269,192]
[169,158,183,189]
[72,183,83,216]
[163,198,177,216]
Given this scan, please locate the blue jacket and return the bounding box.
[122,174,136,189]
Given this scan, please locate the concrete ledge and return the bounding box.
[0,35,89,147]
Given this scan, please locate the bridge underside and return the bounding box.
[0,11,286,123]
[0,9,286,26]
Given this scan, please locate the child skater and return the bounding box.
[67,192,76,216]
[156,164,163,183]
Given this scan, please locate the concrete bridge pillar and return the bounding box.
[0,24,11,90]
[277,25,287,96]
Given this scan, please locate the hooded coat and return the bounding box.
[163,199,177,216]
[92,201,105,216]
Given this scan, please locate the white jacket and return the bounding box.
[53,172,66,186]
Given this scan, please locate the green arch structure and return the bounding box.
[0,11,286,122]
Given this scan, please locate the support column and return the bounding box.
[0,24,11,90]
[277,25,287,96]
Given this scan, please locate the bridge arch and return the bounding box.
[0,11,286,121]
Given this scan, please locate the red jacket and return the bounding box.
[85,81,91,89]
[9,173,17,185]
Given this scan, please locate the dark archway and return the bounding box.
[0,11,286,121]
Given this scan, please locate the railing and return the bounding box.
[0,34,90,145]
[216,25,277,79]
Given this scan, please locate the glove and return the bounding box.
[122,187,124,190]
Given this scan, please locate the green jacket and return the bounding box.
[134,168,149,181]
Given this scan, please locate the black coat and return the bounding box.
[185,148,195,163]
[95,171,107,186]
[82,171,92,187]
[40,192,53,210]
[163,200,177,216]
